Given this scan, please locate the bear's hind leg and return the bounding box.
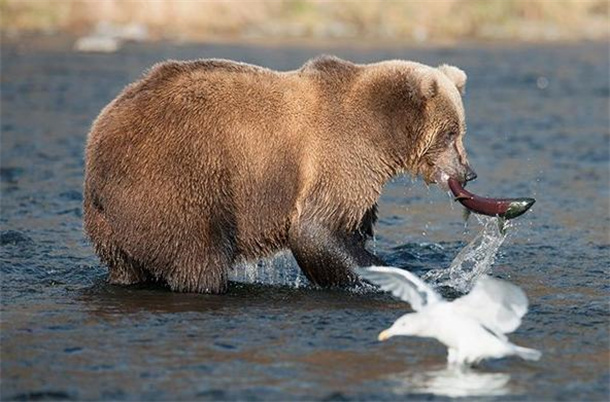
[84,198,151,286]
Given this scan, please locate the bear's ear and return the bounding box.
[438,64,467,95]
[415,70,439,101]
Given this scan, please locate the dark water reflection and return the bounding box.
[1,39,608,400]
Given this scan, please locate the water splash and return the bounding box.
[229,251,307,287]
[423,215,509,293]
[229,215,509,292]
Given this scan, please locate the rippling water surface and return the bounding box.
[1,39,608,400]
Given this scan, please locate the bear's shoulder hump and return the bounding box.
[300,55,358,75]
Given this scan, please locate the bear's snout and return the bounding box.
[464,165,477,183]
[450,164,477,187]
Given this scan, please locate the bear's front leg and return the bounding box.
[288,220,385,287]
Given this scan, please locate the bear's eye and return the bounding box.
[445,131,458,141]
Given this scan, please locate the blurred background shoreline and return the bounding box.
[2,0,608,50]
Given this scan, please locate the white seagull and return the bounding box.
[354,266,541,366]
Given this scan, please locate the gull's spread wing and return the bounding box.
[353,266,442,311]
[452,275,528,335]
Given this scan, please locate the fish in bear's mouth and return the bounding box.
[430,170,535,220]
[437,172,535,220]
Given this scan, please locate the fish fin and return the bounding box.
[498,217,508,235]
[462,208,471,223]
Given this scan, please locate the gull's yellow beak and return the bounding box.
[378,329,392,341]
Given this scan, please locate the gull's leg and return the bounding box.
[447,348,469,368]
[447,348,458,365]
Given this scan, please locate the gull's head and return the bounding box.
[378,314,423,341]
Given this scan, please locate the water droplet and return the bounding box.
[536,76,549,89]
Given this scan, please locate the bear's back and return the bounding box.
[115,58,276,105]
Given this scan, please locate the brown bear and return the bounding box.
[83,55,476,294]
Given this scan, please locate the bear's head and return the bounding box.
[376,62,477,188]
[416,64,477,187]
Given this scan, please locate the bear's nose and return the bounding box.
[465,167,477,182]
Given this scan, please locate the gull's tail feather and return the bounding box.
[513,345,542,361]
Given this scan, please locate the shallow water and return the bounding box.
[1,39,609,400]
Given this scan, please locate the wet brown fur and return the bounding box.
[84,55,472,293]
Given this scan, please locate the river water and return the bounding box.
[1,39,608,400]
